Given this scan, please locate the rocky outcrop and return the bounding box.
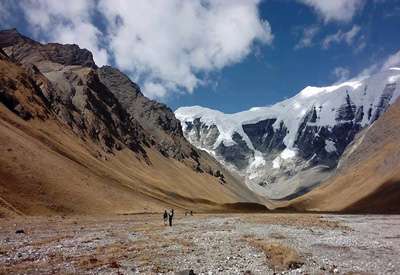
[371,83,396,122]
[294,107,361,168]
[97,66,190,159]
[99,66,182,136]
[242,119,287,153]
[0,29,96,68]
[216,133,254,170]
[0,54,49,121]
[183,118,220,149]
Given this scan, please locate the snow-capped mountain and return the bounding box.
[175,68,400,199]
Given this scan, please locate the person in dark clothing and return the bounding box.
[163,210,168,225]
[168,209,174,226]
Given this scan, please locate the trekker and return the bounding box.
[163,210,168,225]
[168,209,174,226]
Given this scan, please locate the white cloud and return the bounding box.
[143,82,168,99]
[9,0,272,99]
[297,0,364,23]
[382,49,400,70]
[332,67,350,83]
[354,49,400,79]
[356,64,379,79]
[98,0,273,98]
[322,25,361,49]
[18,0,109,66]
[294,25,320,49]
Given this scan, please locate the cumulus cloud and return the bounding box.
[322,25,361,49]
[4,0,272,99]
[297,0,364,23]
[143,82,168,99]
[98,0,273,98]
[294,25,320,49]
[332,67,350,82]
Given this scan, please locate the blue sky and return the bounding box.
[172,0,400,112]
[1,0,400,113]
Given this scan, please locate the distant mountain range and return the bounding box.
[176,64,400,204]
[1,28,399,215]
[0,29,262,217]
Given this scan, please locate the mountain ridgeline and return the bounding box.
[176,67,400,201]
[0,29,263,216]
[0,29,189,159]
[1,28,399,215]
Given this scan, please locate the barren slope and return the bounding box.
[0,110,260,217]
[0,32,263,217]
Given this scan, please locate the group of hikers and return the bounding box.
[163,209,193,226]
[163,209,174,226]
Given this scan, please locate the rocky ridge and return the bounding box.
[0,28,219,172]
[0,29,261,216]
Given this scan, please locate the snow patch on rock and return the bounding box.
[325,140,337,153]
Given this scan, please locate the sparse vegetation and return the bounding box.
[240,213,350,230]
[244,237,304,271]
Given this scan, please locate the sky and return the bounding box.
[1,0,400,113]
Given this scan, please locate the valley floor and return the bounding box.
[0,213,399,274]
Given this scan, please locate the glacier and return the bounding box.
[176,68,400,199]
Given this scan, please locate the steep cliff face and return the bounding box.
[97,66,192,160]
[176,69,400,199]
[242,119,287,154]
[0,29,262,216]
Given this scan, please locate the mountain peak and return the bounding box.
[176,68,400,199]
[0,28,36,48]
[0,28,97,69]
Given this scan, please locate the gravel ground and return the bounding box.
[0,214,399,274]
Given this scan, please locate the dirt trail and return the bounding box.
[0,214,399,274]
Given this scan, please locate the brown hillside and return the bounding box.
[0,32,264,217]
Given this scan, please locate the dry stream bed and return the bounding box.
[0,213,399,274]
